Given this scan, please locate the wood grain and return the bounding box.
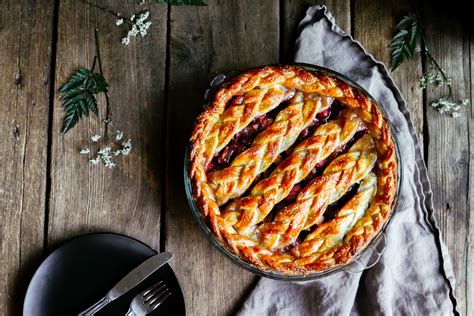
[468,21,474,316]
[423,2,470,314]
[47,0,167,251]
[0,1,54,315]
[165,0,279,314]
[353,0,424,144]
[281,0,351,61]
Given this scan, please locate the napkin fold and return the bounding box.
[238,6,458,315]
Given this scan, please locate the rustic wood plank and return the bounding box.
[48,0,167,251]
[165,1,279,314]
[468,21,474,316]
[423,3,470,314]
[0,1,54,315]
[353,0,424,144]
[281,0,351,61]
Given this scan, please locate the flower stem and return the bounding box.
[84,1,133,24]
[423,48,453,98]
[90,55,97,72]
[94,28,111,138]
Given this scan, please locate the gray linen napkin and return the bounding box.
[238,6,458,316]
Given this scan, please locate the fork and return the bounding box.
[125,281,171,316]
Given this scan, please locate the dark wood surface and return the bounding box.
[48,0,167,253]
[0,1,54,315]
[423,3,471,311]
[0,1,471,315]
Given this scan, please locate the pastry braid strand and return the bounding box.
[299,199,389,271]
[292,173,377,260]
[208,93,332,205]
[259,134,377,250]
[202,87,291,168]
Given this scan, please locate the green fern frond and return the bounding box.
[59,69,108,134]
[389,13,423,71]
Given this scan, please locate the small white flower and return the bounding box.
[430,97,466,117]
[90,156,100,165]
[419,76,427,89]
[81,132,132,168]
[115,130,124,141]
[121,11,151,45]
[462,99,469,106]
[434,73,444,86]
[426,72,435,82]
[121,37,130,45]
[116,18,124,26]
[143,14,150,22]
[138,11,149,22]
[138,21,152,37]
[130,24,139,37]
[104,160,115,169]
[98,146,115,168]
[98,146,111,156]
[121,139,132,156]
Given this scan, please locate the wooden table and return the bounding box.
[1,1,471,315]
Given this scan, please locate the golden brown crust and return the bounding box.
[189,65,398,274]
[259,134,377,251]
[207,93,331,206]
[223,110,364,234]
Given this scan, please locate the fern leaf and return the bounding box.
[59,68,91,93]
[60,68,108,134]
[389,13,423,71]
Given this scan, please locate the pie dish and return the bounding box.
[187,65,398,275]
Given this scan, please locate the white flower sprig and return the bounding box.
[390,13,469,118]
[430,99,468,118]
[121,11,152,45]
[419,51,468,118]
[80,130,132,169]
[84,2,152,46]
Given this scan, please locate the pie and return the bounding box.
[188,65,398,274]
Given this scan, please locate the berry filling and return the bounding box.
[206,114,273,172]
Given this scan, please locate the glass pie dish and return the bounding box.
[184,64,402,280]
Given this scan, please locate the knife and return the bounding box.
[78,252,173,315]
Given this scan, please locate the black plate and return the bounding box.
[23,233,185,316]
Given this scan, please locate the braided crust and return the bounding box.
[224,110,364,236]
[208,93,332,206]
[292,173,377,259]
[189,65,398,274]
[259,134,377,250]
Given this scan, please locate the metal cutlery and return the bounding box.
[78,252,173,315]
[125,281,171,315]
